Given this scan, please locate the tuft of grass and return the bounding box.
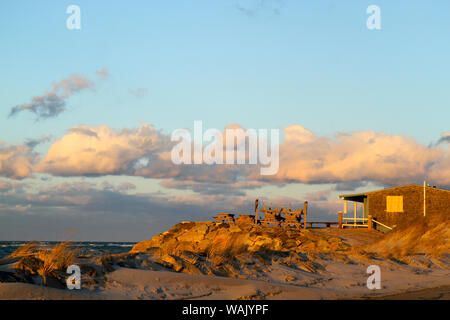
[8,241,41,258]
[36,241,78,284]
[11,240,78,285]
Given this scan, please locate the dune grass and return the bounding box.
[368,213,449,259]
[10,240,78,285]
[8,240,41,258]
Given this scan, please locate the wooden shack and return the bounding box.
[339,184,450,232]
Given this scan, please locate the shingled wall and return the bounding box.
[367,185,450,228]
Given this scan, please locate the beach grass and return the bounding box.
[9,240,78,285]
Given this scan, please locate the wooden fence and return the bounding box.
[257,202,308,229]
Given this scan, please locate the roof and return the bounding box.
[339,184,450,202]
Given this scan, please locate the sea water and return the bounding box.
[0,241,136,259]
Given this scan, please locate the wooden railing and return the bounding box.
[341,217,369,228]
[371,218,393,231]
[338,212,393,232]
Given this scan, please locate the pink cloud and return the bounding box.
[264,125,449,186]
[37,123,168,176]
[0,143,37,179]
[34,123,450,188]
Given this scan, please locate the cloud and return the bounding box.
[0,175,345,240]
[101,181,136,192]
[95,68,110,80]
[0,179,19,193]
[37,123,170,176]
[235,0,284,17]
[9,69,108,120]
[67,127,99,139]
[334,181,369,191]
[0,142,38,179]
[129,88,148,99]
[305,189,332,201]
[24,135,54,148]
[159,179,265,196]
[3,122,449,240]
[261,125,450,186]
[33,123,450,192]
[38,123,256,188]
[0,180,235,241]
[437,132,450,145]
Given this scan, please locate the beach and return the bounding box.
[1,266,449,300]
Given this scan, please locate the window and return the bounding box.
[386,196,403,212]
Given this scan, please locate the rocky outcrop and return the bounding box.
[131,221,350,255]
[129,221,353,279]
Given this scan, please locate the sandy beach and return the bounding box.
[1,266,449,300]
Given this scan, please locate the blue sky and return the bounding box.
[1,0,449,143]
[0,1,449,240]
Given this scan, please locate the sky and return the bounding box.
[0,0,449,241]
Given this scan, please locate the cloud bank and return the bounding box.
[1,123,448,240]
[32,123,450,191]
[3,123,449,192]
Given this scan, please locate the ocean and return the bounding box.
[0,241,136,259]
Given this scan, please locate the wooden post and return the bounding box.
[338,211,343,229]
[303,201,308,230]
[254,199,259,225]
[368,215,373,231]
[423,181,426,217]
